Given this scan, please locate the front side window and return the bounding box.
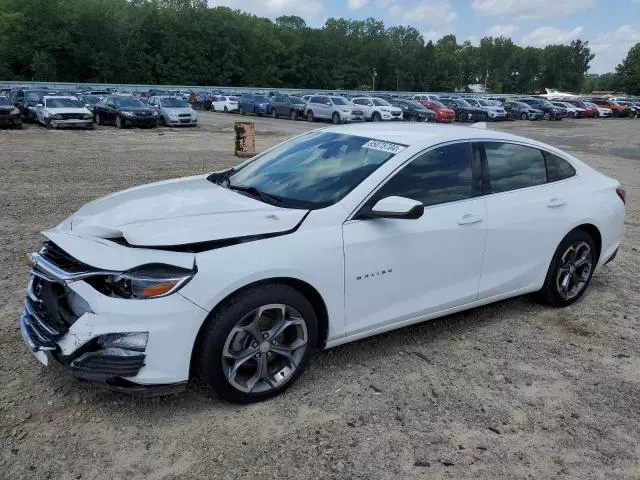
[226,132,404,208]
[545,152,576,182]
[374,143,473,208]
[331,97,347,105]
[484,142,547,193]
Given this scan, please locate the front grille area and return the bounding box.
[22,275,79,350]
[135,111,151,117]
[41,241,91,273]
[178,113,191,118]
[352,109,364,115]
[59,113,84,120]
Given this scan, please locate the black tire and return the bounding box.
[543,112,551,120]
[14,121,23,130]
[86,123,94,130]
[331,112,340,124]
[158,114,166,126]
[254,108,262,117]
[45,118,53,129]
[482,113,489,122]
[115,115,124,129]
[211,105,216,112]
[272,109,278,119]
[520,112,528,120]
[372,112,381,122]
[568,111,575,118]
[95,113,103,125]
[306,110,314,122]
[408,115,416,122]
[290,109,297,121]
[239,106,245,116]
[196,284,318,404]
[536,229,597,307]
[224,106,228,113]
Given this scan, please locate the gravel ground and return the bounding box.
[1,114,639,480]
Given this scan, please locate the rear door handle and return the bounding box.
[457,214,483,225]
[547,198,566,208]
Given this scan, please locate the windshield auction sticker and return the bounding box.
[362,140,406,154]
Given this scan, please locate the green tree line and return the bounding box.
[0,0,637,94]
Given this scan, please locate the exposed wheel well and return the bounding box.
[572,224,602,263]
[189,278,329,378]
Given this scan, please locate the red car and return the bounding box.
[564,100,598,118]
[425,100,455,123]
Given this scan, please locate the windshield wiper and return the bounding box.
[227,184,283,206]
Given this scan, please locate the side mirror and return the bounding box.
[360,196,424,220]
[36,103,43,108]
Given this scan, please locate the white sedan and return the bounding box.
[211,96,239,113]
[21,124,625,403]
[35,96,94,129]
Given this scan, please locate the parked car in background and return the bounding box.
[35,96,94,129]
[562,100,597,118]
[439,98,487,122]
[20,123,625,403]
[520,98,567,120]
[269,95,307,120]
[305,96,355,124]
[12,89,56,123]
[465,98,507,121]
[614,101,638,118]
[0,95,23,129]
[504,101,544,120]
[78,94,103,114]
[590,99,632,118]
[211,96,239,113]
[424,100,455,123]
[413,94,440,104]
[389,99,436,122]
[584,101,613,118]
[351,97,403,121]
[552,102,585,118]
[238,94,269,116]
[148,96,198,127]
[94,95,158,128]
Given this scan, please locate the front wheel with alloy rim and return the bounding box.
[95,113,102,125]
[115,115,124,129]
[543,112,551,120]
[290,109,297,120]
[537,229,597,307]
[272,109,278,119]
[520,112,528,120]
[306,110,314,122]
[331,112,340,124]
[197,284,318,403]
[372,112,381,122]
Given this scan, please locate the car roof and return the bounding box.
[322,123,541,148]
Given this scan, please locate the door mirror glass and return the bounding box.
[367,196,424,220]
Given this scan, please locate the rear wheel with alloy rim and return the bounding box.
[537,229,596,307]
[197,284,317,403]
[520,112,528,120]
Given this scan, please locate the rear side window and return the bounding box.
[545,152,576,182]
[483,142,547,193]
[374,143,473,207]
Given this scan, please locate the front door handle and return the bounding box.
[547,198,566,208]
[457,214,483,225]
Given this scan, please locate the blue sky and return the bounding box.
[209,0,640,73]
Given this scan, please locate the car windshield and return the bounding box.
[229,96,239,101]
[0,96,10,106]
[254,96,268,103]
[430,101,446,109]
[82,95,101,105]
[46,98,82,108]
[512,102,528,108]
[455,99,471,107]
[405,100,427,110]
[26,92,47,102]
[479,100,494,106]
[225,132,404,208]
[161,97,188,107]
[372,98,391,106]
[331,97,347,105]
[539,100,554,107]
[116,97,145,108]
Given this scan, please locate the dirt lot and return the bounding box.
[1,114,639,480]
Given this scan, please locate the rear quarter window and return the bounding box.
[545,152,576,182]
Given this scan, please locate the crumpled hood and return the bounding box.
[67,174,308,247]
[47,107,91,115]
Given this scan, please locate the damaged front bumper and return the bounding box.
[20,242,208,390]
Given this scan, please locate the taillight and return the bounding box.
[616,186,626,204]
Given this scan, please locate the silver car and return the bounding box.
[148,96,198,127]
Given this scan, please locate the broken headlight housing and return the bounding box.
[89,264,196,300]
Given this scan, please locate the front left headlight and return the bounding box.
[11,107,20,115]
[151,110,158,116]
[91,264,196,299]
[83,114,93,119]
